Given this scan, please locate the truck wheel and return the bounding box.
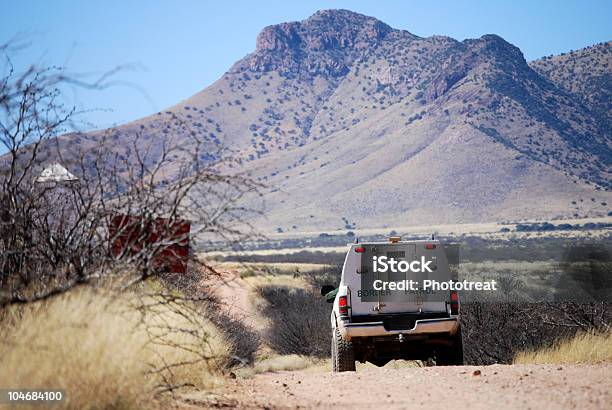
[332,327,355,372]
[331,332,337,372]
[436,329,464,366]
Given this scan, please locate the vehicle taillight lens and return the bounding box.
[425,244,436,250]
[339,295,349,316]
[355,246,365,253]
[450,290,459,315]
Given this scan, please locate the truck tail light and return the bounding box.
[355,246,365,253]
[450,290,459,315]
[338,295,349,316]
[425,243,436,250]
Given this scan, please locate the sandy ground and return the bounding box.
[195,363,611,409]
[202,266,257,326]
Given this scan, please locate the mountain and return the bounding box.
[529,41,611,132]
[60,10,611,233]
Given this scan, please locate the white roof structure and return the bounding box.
[36,163,79,183]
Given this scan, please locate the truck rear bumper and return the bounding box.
[338,316,460,340]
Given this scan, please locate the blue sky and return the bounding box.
[2,0,611,130]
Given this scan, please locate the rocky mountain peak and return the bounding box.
[467,34,527,66]
[255,9,392,53]
[246,9,395,77]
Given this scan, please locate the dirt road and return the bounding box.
[207,363,611,409]
[195,266,610,409]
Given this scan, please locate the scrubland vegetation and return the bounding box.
[220,245,611,368]
[0,286,229,409]
[515,331,612,364]
[0,44,259,408]
[238,262,339,358]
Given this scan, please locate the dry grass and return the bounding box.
[217,261,333,274]
[243,274,308,290]
[254,354,313,373]
[0,287,229,409]
[229,262,333,280]
[234,354,314,378]
[514,331,612,364]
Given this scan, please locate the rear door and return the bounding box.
[346,243,449,316]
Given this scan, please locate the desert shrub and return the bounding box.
[0,56,259,308]
[461,302,564,364]
[301,264,342,289]
[255,285,331,357]
[461,301,611,365]
[207,307,261,368]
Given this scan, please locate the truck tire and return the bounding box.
[436,329,464,366]
[332,327,355,372]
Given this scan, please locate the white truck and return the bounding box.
[322,237,463,371]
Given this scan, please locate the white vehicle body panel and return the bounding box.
[331,240,459,340]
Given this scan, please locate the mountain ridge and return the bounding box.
[55,9,611,233]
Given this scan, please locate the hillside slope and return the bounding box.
[60,10,611,233]
[530,41,611,130]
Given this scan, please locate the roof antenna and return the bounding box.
[354,237,359,244]
[431,233,435,240]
